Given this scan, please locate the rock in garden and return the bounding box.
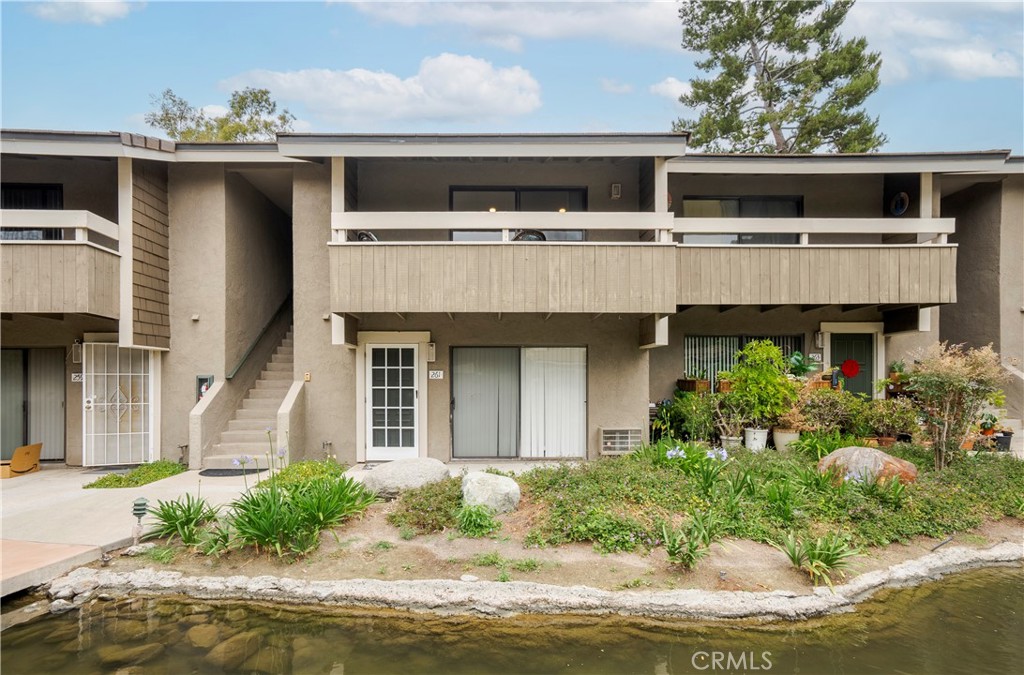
[205,630,263,670]
[818,446,918,485]
[361,457,450,498]
[186,623,220,649]
[461,472,521,514]
[97,643,164,667]
[121,543,156,557]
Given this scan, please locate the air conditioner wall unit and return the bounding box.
[599,427,642,456]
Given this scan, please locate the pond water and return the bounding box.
[2,567,1021,674]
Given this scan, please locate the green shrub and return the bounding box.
[790,430,859,461]
[144,493,218,546]
[862,397,920,438]
[84,460,185,489]
[387,476,462,533]
[230,488,317,557]
[800,389,865,435]
[773,532,859,587]
[456,504,501,537]
[259,460,348,491]
[290,477,378,532]
[729,340,798,428]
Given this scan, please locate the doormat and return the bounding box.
[198,468,269,477]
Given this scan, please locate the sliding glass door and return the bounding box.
[451,347,586,459]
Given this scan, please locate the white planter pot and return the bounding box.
[720,436,743,450]
[744,427,769,452]
[773,429,800,452]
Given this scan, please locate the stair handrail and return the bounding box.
[226,293,293,380]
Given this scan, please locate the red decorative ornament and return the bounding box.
[841,359,861,379]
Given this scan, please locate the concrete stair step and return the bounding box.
[271,353,293,364]
[281,339,293,347]
[265,362,291,372]
[228,419,278,431]
[220,430,277,444]
[260,370,293,381]
[254,379,292,390]
[276,346,294,355]
[242,398,281,410]
[204,454,270,471]
[234,409,277,421]
[247,388,288,400]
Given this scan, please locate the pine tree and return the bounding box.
[673,0,886,153]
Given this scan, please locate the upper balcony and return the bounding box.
[0,209,120,318]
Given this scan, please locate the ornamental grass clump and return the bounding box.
[773,531,859,587]
[906,342,1007,469]
[145,492,218,546]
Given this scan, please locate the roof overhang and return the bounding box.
[277,132,689,159]
[667,150,1014,174]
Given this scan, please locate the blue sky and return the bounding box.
[2,1,1022,152]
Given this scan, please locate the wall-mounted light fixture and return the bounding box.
[814,331,824,349]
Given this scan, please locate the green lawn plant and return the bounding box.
[145,492,218,546]
[729,340,798,429]
[85,460,185,488]
[456,504,501,537]
[773,531,859,587]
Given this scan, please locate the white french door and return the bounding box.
[82,343,154,466]
[366,345,418,461]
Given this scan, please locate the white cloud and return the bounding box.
[600,78,633,95]
[27,1,139,25]
[845,1,1023,83]
[199,104,229,118]
[224,53,541,127]
[348,1,680,52]
[649,76,691,103]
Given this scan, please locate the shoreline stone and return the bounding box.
[46,542,1022,623]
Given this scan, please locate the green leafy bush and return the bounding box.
[800,389,865,434]
[862,397,920,438]
[387,477,462,533]
[145,493,218,546]
[790,429,859,461]
[259,460,348,491]
[85,460,185,489]
[773,532,859,587]
[729,340,798,429]
[290,477,378,532]
[456,504,501,537]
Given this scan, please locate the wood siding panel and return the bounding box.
[131,161,170,348]
[329,244,677,314]
[674,246,955,307]
[1,244,119,318]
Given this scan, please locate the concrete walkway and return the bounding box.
[1,465,253,596]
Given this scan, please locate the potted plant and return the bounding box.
[715,369,733,393]
[865,398,919,447]
[730,340,798,451]
[677,369,711,394]
[772,407,805,452]
[714,393,746,450]
[888,359,906,383]
[808,366,835,390]
[993,425,1014,452]
[979,413,998,437]
[787,351,818,379]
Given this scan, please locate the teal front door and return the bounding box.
[831,333,874,398]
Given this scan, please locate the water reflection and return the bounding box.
[2,567,1021,674]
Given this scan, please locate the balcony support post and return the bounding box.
[117,156,133,346]
[331,157,347,242]
[640,314,669,349]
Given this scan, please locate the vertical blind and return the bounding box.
[452,348,520,458]
[683,335,804,391]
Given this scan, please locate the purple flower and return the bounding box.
[238,455,252,466]
[276,447,287,458]
[232,458,240,467]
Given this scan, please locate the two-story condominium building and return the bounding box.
[1,129,1021,469]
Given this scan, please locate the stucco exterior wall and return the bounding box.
[293,163,352,461]
[224,171,293,372]
[1,156,118,222]
[999,174,1024,416]
[359,314,650,462]
[0,314,118,465]
[161,164,227,456]
[940,182,1002,352]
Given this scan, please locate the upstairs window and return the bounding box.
[680,196,801,245]
[0,183,64,241]
[450,187,586,242]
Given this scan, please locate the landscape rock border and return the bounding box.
[47,542,1022,622]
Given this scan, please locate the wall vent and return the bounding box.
[599,427,642,456]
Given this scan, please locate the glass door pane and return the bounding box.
[1,349,26,458]
[452,348,519,458]
[367,346,417,460]
[520,348,587,458]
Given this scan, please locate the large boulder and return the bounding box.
[362,457,450,498]
[818,446,918,485]
[462,472,521,514]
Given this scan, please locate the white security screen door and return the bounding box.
[520,348,587,458]
[366,345,418,461]
[83,344,153,466]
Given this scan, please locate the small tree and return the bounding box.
[674,0,886,153]
[906,343,1007,469]
[729,340,798,429]
[145,87,295,142]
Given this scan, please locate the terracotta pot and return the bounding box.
[677,378,711,394]
[877,436,897,448]
[716,381,732,393]
[981,428,996,437]
[960,438,976,451]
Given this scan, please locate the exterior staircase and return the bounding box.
[203,330,293,470]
